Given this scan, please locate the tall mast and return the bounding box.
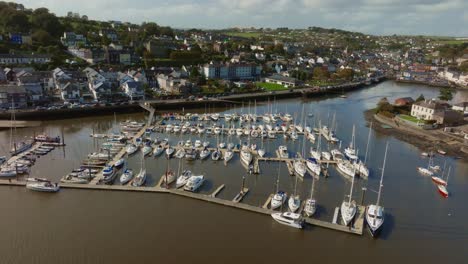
[310,174,315,200]
[364,122,372,164]
[276,163,281,193]
[446,166,451,185]
[348,167,357,204]
[376,142,388,207]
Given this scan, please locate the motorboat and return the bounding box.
[35,134,61,143]
[102,166,116,183]
[321,151,332,161]
[184,175,205,192]
[310,147,321,160]
[417,167,433,176]
[184,140,193,148]
[214,127,222,135]
[202,141,210,148]
[337,160,356,178]
[271,212,303,229]
[288,195,301,212]
[278,146,289,159]
[0,167,17,177]
[126,144,138,155]
[219,142,227,149]
[306,158,321,176]
[227,143,235,150]
[194,140,202,148]
[271,191,287,210]
[176,170,192,188]
[61,174,89,184]
[165,124,173,133]
[293,159,306,177]
[26,181,59,192]
[199,148,211,160]
[344,147,358,160]
[120,169,134,185]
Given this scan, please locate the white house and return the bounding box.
[411,100,445,120]
[452,102,468,115]
[122,81,144,101]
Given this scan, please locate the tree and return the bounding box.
[438,88,453,101]
[32,29,53,45]
[313,67,329,80]
[415,94,425,102]
[30,8,63,37]
[336,68,354,81]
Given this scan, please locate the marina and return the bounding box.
[0,81,466,263]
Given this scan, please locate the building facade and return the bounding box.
[202,62,261,80]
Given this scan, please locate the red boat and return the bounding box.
[437,185,448,198]
[431,176,447,186]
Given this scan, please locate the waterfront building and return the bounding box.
[411,100,445,121]
[0,85,27,109]
[264,74,299,87]
[452,102,468,115]
[0,54,51,65]
[60,32,87,47]
[121,81,145,101]
[202,62,261,80]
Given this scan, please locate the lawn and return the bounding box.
[224,31,262,38]
[256,82,288,91]
[399,114,420,123]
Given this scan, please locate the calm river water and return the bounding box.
[0,81,467,264]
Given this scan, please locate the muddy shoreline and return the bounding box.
[364,109,468,160]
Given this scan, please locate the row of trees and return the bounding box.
[289,68,354,82]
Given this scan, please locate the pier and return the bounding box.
[0,178,364,235]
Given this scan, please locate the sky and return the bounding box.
[14,0,468,36]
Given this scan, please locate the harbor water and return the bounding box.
[0,81,467,263]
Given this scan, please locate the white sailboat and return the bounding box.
[120,168,134,185]
[306,158,321,176]
[345,125,358,160]
[340,166,357,226]
[288,175,301,212]
[131,153,146,187]
[304,174,317,217]
[271,164,287,210]
[366,142,388,237]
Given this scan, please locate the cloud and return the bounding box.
[14,0,467,36]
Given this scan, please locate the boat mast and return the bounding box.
[348,167,356,204]
[376,142,388,207]
[364,122,372,164]
[446,166,451,185]
[276,163,281,193]
[310,174,315,200]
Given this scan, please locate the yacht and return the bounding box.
[184,140,193,148]
[366,143,388,237]
[341,171,357,226]
[417,167,433,176]
[257,148,266,158]
[293,159,306,177]
[271,212,303,229]
[331,149,345,161]
[61,174,89,184]
[184,175,205,192]
[354,160,369,178]
[236,128,244,136]
[165,124,173,133]
[202,141,210,148]
[337,160,356,178]
[131,168,146,187]
[176,170,192,188]
[271,191,287,210]
[0,167,17,177]
[278,146,289,159]
[306,158,321,176]
[321,151,332,161]
[26,181,59,192]
[304,198,317,217]
[219,142,227,149]
[194,140,202,148]
[345,125,358,160]
[102,166,116,183]
[120,169,134,185]
[126,144,138,155]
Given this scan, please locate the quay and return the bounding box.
[0,178,364,235]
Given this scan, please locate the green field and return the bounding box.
[224,31,262,38]
[435,39,468,45]
[256,82,288,91]
[399,114,420,123]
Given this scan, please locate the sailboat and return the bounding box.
[340,166,357,226]
[131,152,146,187]
[310,120,322,160]
[9,100,33,156]
[344,125,358,160]
[417,153,434,176]
[436,166,451,198]
[288,174,301,212]
[431,164,448,186]
[354,122,372,178]
[366,142,388,237]
[176,154,191,188]
[271,163,287,210]
[304,174,317,217]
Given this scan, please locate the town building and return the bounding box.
[144,37,175,58]
[9,33,32,45]
[99,29,119,42]
[156,74,197,94]
[0,85,27,109]
[121,81,145,101]
[68,47,105,64]
[411,100,445,121]
[202,62,261,80]
[264,74,299,87]
[452,102,468,115]
[0,54,51,65]
[61,32,87,47]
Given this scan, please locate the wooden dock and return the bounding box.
[0,179,364,235]
[232,188,249,203]
[210,184,225,197]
